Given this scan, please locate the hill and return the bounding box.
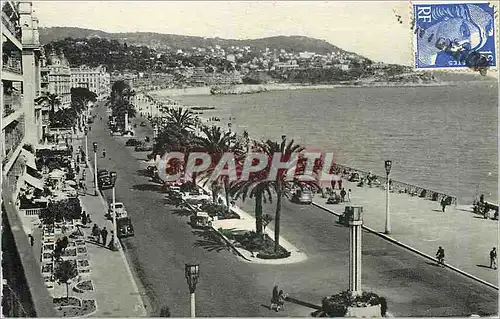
[39,27,354,55]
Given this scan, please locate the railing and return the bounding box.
[3,94,22,117]
[332,163,458,205]
[1,11,21,42]
[3,57,22,74]
[20,208,43,216]
[4,117,25,162]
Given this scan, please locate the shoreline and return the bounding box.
[147,81,460,97]
[135,93,469,204]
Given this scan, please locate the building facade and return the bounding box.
[1,1,55,317]
[70,65,110,99]
[41,51,71,108]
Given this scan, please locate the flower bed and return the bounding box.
[320,291,386,317]
[220,229,290,259]
[43,243,55,251]
[42,252,53,260]
[73,280,94,293]
[41,263,53,274]
[62,248,77,257]
[200,202,240,220]
[75,239,86,246]
[77,247,87,254]
[53,297,81,308]
[77,260,90,267]
[54,298,96,317]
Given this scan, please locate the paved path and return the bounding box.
[312,180,498,287]
[87,104,498,317]
[74,108,147,317]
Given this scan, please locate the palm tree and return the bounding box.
[166,107,195,131]
[195,125,242,211]
[261,138,304,253]
[36,93,60,122]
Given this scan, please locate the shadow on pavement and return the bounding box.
[476,264,493,269]
[285,296,322,310]
[132,184,164,193]
[136,169,151,178]
[425,261,442,268]
[192,229,231,253]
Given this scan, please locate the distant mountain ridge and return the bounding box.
[39,27,358,56]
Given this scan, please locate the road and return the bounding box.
[87,103,498,317]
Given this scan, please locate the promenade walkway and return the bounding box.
[313,179,498,287]
[74,133,147,316]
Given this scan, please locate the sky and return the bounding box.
[31,1,421,65]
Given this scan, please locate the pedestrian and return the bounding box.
[81,212,88,225]
[87,213,92,224]
[480,194,485,204]
[107,231,115,249]
[270,285,279,312]
[100,227,108,246]
[76,154,80,164]
[436,246,445,267]
[28,234,34,247]
[92,224,100,242]
[347,189,352,202]
[102,149,106,158]
[75,165,80,175]
[331,180,336,191]
[440,196,447,212]
[277,289,287,311]
[490,247,497,269]
[340,188,347,202]
[338,178,343,190]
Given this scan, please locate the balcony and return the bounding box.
[2,56,23,81]
[1,11,22,48]
[3,94,22,117]
[3,118,25,164]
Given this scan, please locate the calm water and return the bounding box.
[155,83,498,203]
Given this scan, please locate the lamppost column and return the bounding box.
[190,292,195,318]
[93,143,98,196]
[384,160,392,234]
[84,133,89,168]
[348,205,363,296]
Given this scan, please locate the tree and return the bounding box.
[159,305,171,317]
[261,138,304,253]
[54,260,78,300]
[261,214,273,234]
[36,93,60,123]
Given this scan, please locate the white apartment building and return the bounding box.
[70,65,110,98]
[41,51,71,108]
[2,1,45,196]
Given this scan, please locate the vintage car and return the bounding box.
[139,122,147,127]
[98,171,113,190]
[116,217,134,238]
[291,189,313,204]
[108,202,128,219]
[125,138,142,147]
[110,130,123,136]
[134,143,153,152]
[190,211,213,228]
[122,130,135,137]
[97,169,109,178]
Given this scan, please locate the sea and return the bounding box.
[152,82,498,204]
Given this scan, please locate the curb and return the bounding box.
[85,158,149,316]
[210,225,253,262]
[312,201,499,291]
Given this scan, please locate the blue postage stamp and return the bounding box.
[413,1,496,71]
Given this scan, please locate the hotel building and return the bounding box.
[70,65,111,99]
[1,1,55,316]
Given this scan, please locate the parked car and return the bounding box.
[97,169,109,179]
[111,130,123,136]
[190,211,213,228]
[116,217,134,238]
[134,143,153,152]
[97,171,113,190]
[291,189,313,204]
[108,202,127,219]
[139,122,146,127]
[125,138,141,146]
[122,130,134,137]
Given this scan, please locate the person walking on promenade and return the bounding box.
[277,289,287,311]
[347,189,352,202]
[331,180,336,191]
[28,234,34,247]
[270,285,279,312]
[102,149,106,159]
[440,196,448,212]
[338,178,343,190]
[436,246,445,267]
[340,188,347,203]
[101,227,108,247]
[490,247,497,269]
[75,165,80,175]
[480,194,485,204]
[81,211,88,225]
[92,224,100,242]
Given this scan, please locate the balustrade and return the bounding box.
[2,56,22,74]
[3,94,22,117]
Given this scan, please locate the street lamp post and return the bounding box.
[347,205,363,296]
[185,264,200,318]
[384,160,392,234]
[84,127,89,168]
[110,171,119,251]
[93,142,98,196]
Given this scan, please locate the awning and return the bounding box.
[21,148,37,170]
[23,173,44,190]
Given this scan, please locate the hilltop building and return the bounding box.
[1,1,55,317]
